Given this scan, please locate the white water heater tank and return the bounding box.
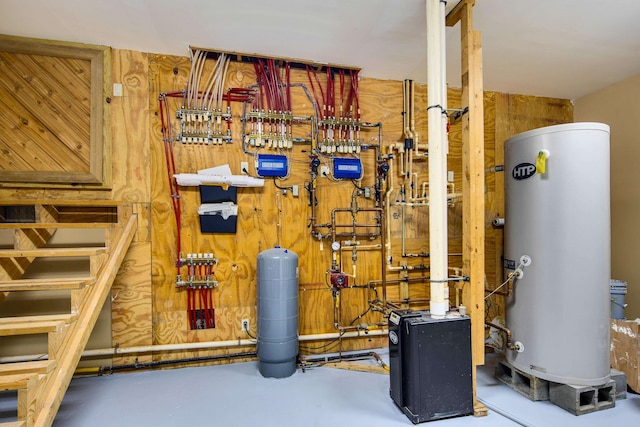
[504,122,610,386]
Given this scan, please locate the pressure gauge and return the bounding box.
[331,241,341,251]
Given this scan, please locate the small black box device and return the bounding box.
[389,310,473,423]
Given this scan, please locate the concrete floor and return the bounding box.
[1,351,639,426]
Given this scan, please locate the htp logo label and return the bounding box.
[512,163,536,180]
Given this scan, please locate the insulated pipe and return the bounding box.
[427,0,449,318]
[410,80,420,155]
[340,244,382,251]
[302,351,389,368]
[385,147,394,261]
[384,144,396,304]
[192,50,207,109]
[385,144,440,267]
[200,54,218,110]
[386,264,429,272]
[403,80,412,141]
[368,276,430,286]
[405,144,411,179]
[440,3,448,133]
[0,330,389,364]
[218,57,231,112]
[300,329,387,341]
[106,351,257,373]
[411,171,419,200]
[186,50,202,109]
[394,192,462,206]
[388,298,430,305]
[401,203,406,255]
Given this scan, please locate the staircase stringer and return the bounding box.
[32,214,137,427]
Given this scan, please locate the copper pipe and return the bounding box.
[386,301,400,309]
[485,320,518,351]
[369,351,390,371]
[367,276,430,286]
[337,322,387,332]
[333,232,381,239]
[485,288,510,297]
[380,181,387,305]
[331,223,382,228]
[387,298,430,305]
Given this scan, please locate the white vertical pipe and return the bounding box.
[427,0,449,318]
[440,1,448,155]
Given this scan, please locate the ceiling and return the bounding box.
[1,0,639,100]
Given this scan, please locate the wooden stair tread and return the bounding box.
[0,222,115,229]
[0,360,56,375]
[0,276,95,291]
[0,373,37,391]
[0,247,108,258]
[0,421,26,427]
[0,314,77,336]
[0,313,78,325]
[0,200,120,206]
[0,320,66,337]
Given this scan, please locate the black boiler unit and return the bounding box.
[389,310,474,423]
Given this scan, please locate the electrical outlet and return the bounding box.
[241,319,250,332]
[320,165,330,177]
[241,162,249,175]
[292,185,299,197]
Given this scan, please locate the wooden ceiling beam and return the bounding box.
[446,0,476,27]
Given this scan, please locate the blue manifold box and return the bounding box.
[257,154,288,177]
[333,157,362,179]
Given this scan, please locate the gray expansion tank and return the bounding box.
[257,246,299,378]
[504,122,611,386]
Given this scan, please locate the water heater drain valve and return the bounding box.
[513,341,525,353]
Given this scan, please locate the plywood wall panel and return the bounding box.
[507,94,573,135]
[148,55,418,352]
[0,41,574,365]
[135,50,572,361]
[150,202,176,275]
[153,309,188,345]
[111,49,150,203]
[111,241,152,365]
[484,92,573,322]
[106,50,154,365]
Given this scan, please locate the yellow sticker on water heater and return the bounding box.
[536,151,547,174]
